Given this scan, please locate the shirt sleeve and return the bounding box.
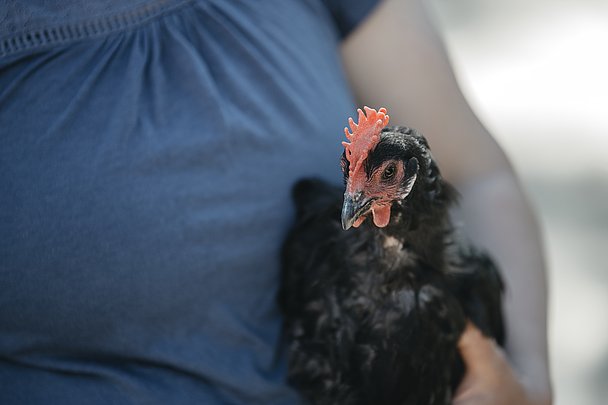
[322,0,382,38]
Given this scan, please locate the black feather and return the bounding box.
[280,126,505,405]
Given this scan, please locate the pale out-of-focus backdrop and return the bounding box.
[427,0,608,404]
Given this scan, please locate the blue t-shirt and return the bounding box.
[0,0,379,403]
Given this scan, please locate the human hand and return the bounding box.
[454,322,551,405]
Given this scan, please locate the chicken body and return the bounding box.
[280,126,504,405]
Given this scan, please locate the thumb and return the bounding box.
[458,321,500,375]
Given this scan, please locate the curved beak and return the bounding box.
[341,192,371,230]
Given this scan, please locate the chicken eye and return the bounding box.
[382,165,396,180]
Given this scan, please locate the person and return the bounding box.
[0,0,551,403]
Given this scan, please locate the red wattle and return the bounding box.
[371,205,391,228]
[353,216,366,228]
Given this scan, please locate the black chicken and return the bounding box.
[280,107,505,405]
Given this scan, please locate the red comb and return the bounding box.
[342,107,390,183]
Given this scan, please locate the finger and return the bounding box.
[457,321,499,374]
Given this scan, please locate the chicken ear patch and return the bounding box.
[371,205,391,228]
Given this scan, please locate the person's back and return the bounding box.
[0,0,379,403]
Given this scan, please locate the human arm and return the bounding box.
[340,0,552,403]
[454,322,534,405]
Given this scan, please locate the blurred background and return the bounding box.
[426,0,608,404]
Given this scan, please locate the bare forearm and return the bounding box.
[458,170,552,403]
